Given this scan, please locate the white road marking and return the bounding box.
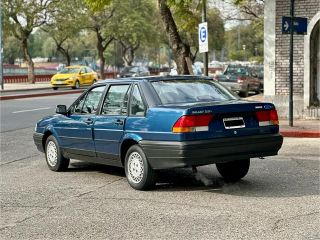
[12,107,51,114]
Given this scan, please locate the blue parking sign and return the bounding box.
[199,22,208,53]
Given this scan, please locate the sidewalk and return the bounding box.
[0,82,52,92]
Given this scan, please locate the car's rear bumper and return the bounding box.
[33,133,45,153]
[140,133,283,170]
[219,82,246,92]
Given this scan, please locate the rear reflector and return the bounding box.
[256,110,279,126]
[172,114,213,133]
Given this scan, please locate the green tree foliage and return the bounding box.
[3,36,20,64]
[3,0,56,83]
[83,2,115,77]
[41,0,84,66]
[225,18,263,62]
[113,0,158,66]
[231,0,264,19]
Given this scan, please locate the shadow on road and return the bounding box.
[69,161,125,177]
[67,158,319,198]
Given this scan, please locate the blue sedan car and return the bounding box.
[33,76,283,190]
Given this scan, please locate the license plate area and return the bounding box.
[223,117,245,129]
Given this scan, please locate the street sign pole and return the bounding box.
[289,0,294,127]
[202,0,208,76]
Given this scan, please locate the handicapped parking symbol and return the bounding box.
[200,27,207,43]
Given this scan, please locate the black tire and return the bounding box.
[52,87,58,90]
[216,159,250,182]
[124,145,156,190]
[45,135,69,172]
[92,79,97,85]
[240,87,249,98]
[72,80,80,89]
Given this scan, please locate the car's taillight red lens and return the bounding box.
[172,114,213,133]
[256,110,279,126]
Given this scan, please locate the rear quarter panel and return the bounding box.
[124,107,185,141]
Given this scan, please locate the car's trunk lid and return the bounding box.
[165,100,279,140]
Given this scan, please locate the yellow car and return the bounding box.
[51,66,98,90]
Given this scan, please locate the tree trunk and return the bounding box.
[21,38,35,84]
[56,45,71,66]
[158,0,191,74]
[66,53,71,66]
[96,32,105,79]
[123,47,134,66]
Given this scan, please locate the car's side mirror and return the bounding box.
[56,105,68,115]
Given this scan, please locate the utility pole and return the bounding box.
[289,0,294,127]
[202,0,208,76]
[0,1,4,90]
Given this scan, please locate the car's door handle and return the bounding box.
[114,119,124,126]
[84,118,93,125]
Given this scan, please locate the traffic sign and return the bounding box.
[282,16,308,35]
[199,22,208,53]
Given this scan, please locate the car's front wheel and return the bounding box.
[216,159,250,182]
[45,135,69,172]
[72,80,80,89]
[125,145,156,190]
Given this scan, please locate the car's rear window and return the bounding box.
[151,79,238,104]
[224,66,248,76]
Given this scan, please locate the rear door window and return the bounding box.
[130,85,146,116]
[101,85,131,115]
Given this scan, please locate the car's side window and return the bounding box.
[73,95,86,114]
[81,86,105,114]
[130,85,146,116]
[71,86,105,115]
[80,68,86,74]
[101,85,130,115]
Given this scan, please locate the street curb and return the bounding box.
[280,130,320,138]
[0,87,52,93]
[0,90,84,100]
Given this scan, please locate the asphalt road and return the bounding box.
[0,94,319,239]
[0,94,80,132]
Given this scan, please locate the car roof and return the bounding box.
[97,75,213,84]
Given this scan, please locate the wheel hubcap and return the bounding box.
[46,141,58,167]
[127,152,144,184]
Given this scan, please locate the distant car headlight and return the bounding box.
[117,74,120,78]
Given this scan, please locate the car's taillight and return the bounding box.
[237,77,243,83]
[172,114,213,133]
[256,110,279,126]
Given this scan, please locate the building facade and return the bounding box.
[264,0,320,118]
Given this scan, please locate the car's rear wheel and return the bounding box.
[45,135,69,172]
[240,86,249,98]
[125,145,156,190]
[72,80,80,89]
[216,159,250,182]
